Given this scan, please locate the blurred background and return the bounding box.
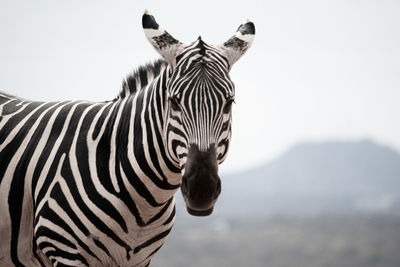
[1,0,399,266]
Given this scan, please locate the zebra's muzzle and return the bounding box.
[180,144,221,216]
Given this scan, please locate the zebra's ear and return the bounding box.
[219,20,255,69]
[142,10,184,68]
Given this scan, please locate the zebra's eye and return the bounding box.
[169,97,181,111]
[223,98,235,113]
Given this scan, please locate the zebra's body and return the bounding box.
[0,11,255,266]
[0,60,180,266]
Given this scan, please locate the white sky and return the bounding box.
[0,0,399,173]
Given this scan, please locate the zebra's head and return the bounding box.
[143,11,255,216]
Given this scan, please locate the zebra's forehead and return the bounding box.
[168,64,234,99]
[167,38,234,97]
[175,38,229,70]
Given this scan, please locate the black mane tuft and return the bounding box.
[198,38,206,57]
[119,59,167,99]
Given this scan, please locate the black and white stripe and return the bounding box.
[0,10,254,267]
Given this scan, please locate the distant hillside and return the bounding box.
[163,140,400,267]
[211,140,400,215]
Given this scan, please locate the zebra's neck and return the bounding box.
[109,61,181,206]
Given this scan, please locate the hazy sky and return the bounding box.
[0,0,399,173]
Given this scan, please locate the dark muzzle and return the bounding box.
[181,145,221,216]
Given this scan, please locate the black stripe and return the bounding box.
[133,227,171,254]
[163,204,176,226]
[33,102,88,204]
[92,103,112,140]
[36,228,77,250]
[76,110,128,233]
[134,90,179,190]
[37,202,100,262]
[8,102,64,266]
[147,198,173,225]
[58,156,132,253]
[43,246,89,267]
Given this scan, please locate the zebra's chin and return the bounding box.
[181,183,219,217]
[186,206,214,217]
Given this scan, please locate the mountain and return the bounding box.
[211,140,400,215]
[159,140,400,267]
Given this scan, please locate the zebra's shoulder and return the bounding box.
[119,59,167,99]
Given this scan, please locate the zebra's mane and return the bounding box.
[119,59,167,99]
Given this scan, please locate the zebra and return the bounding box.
[0,10,255,267]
